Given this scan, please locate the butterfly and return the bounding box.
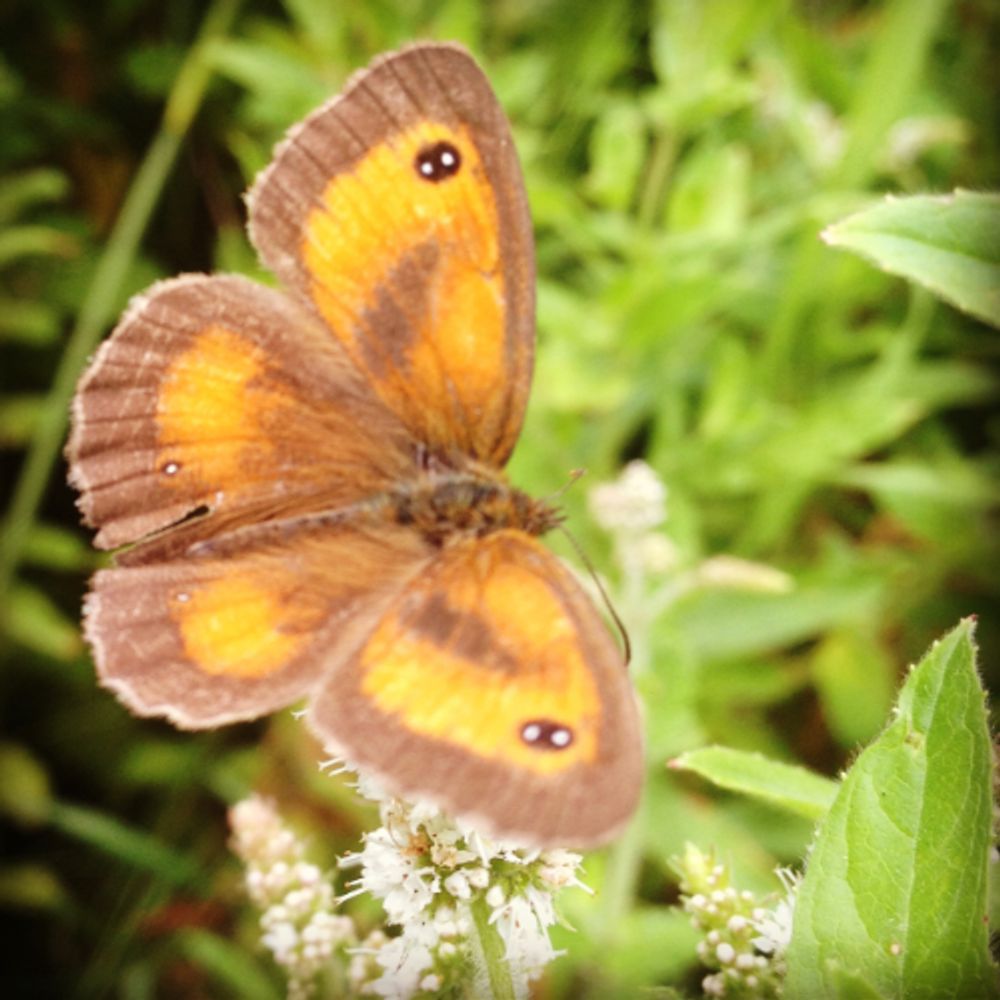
[67,42,643,847]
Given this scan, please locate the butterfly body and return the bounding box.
[68,43,642,847]
[386,466,561,543]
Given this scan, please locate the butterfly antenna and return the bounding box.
[544,467,587,504]
[557,524,632,667]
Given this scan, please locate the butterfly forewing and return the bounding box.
[68,274,415,551]
[248,43,535,467]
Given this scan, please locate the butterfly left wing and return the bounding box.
[247,43,535,468]
[310,529,643,848]
[68,274,416,551]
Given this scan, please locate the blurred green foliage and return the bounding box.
[1,0,997,996]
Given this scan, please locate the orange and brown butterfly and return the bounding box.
[66,42,643,847]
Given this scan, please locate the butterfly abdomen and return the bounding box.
[390,473,561,546]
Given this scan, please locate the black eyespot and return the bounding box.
[520,719,574,751]
[415,141,462,182]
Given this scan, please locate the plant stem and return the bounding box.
[636,130,675,231]
[592,797,645,953]
[468,894,517,1000]
[0,0,243,607]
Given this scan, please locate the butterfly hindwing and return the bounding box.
[310,530,643,846]
[87,517,433,727]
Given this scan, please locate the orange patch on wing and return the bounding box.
[172,574,307,678]
[301,122,506,448]
[452,556,575,649]
[157,325,270,484]
[359,547,601,775]
[410,252,505,426]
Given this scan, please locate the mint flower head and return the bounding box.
[229,773,589,999]
[674,844,795,998]
[589,459,669,535]
[587,461,792,677]
[229,796,355,1000]
[340,773,587,999]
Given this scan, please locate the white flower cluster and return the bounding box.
[339,776,586,999]
[588,461,679,614]
[675,844,793,998]
[229,781,586,1000]
[586,462,792,669]
[229,796,355,1000]
[589,459,669,535]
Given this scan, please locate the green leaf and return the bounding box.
[587,906,699,987]
[5,583,82,660]
[810,630,896,748]
[172,930,280,1000]
[822,191,1000,328]
[123,42,185,98]
[827,968,887,1000]
[207,35,330,125]
[0,224,77,265]
[670,746,837,820]
[470,894,517,1000]
[0,298,61,344]
[786,620,998,999]
[21,522,96,571]
[666,140,750,237]
[48,801,203,888]
[0,393,45,445]
[586,101,647,212]
[0,742,52,825]
[674,575,883,661]
[838,459,999,509]
[0,863,66,910]
[0,168,69,224]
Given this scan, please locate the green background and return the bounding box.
[1,0,997,996]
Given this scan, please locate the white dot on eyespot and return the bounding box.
[175,592,190,603]
[163,462,180,476]
[522,723,542,742]
[551,728,572,747]
[441,150,456,166]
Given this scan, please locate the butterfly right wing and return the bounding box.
[310,529,644,847]
[248,44,536,468]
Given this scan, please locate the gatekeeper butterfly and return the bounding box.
[67,43,642,847]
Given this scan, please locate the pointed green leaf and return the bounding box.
[0,742,52,825]
[0,168,69,223]
[172,930,281,1000]
[786,621,998,998]
[811,630,896,748]
[48,801,203,887]
[21,521,96,571]
[670,746,837,820]
[822,191,1000,328]
[6,583,82,660]
[0,863,66,910]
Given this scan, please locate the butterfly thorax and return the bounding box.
[389,471,562,547]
